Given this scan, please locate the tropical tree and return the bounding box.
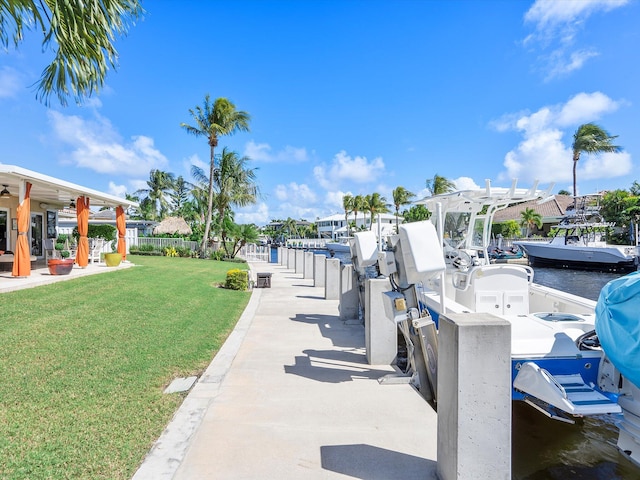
[402,204,430,223]
[520,207,543,237]
[181,95,251,253]
[135,169,175,220]
[170,176,194,218]
[230,223,260,258]
[1,0,143,105]
[342,194,354,238]
[426,174,456,196]
[353,194,366,230]
[571,123,621,209]
[365,192,390,231]
[392,186,415,232]
[213,148,258,247]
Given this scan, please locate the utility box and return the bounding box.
[256,272,272,288]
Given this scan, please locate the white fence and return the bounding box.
[136,237,199,251]
[285,238,328,249]
[239,244,270,262]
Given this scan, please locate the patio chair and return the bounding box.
[88,238,104,264]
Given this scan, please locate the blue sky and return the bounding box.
[1,0,638,225]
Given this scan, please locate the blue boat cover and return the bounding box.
[596,271,640,389]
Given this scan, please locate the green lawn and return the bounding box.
[0,255,251,479]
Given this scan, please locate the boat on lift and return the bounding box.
[514,194,640,272]
[368,180,627,423]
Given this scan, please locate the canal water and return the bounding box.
[273,248,639,478]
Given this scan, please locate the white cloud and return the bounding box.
[244,140,308,163]
[453,177,481,191]
[523,0,629,79]
[0,66,23,98]
[48,110,169,176]
[236,202,270,225]
[324,191,352,212]
[314,150,385,189]
[107,181,129,198]
[274,182,317,204]
[496,92,630,184]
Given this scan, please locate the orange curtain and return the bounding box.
[76,196,90,267]
[116,206,126,260]
[12,182,32,277]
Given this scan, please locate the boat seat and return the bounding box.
[454,264,532,315]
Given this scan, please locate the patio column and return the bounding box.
[76,196,90,267]
[116,206,126,260]
[12,181,31,277]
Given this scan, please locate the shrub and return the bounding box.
[139,244,156,252]
[225,269,248,290]
[164,246,178,257]
[210,249,225,261]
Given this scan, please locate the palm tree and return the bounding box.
[426,174,456,196]
[520,207,543,237]
[572,123,621,209]
[365,192,390,231]
[342,194,354,238]
[135,169,175,220]
[353,194,366,231]
[392,186,415,232]
[181,95,251,253]
[1,0,143,105]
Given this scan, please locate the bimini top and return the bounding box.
[0,164,138,209]
[414,179,555,214]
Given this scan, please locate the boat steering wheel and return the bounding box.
[450,250,472,271]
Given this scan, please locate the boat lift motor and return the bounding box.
[380,221,446,404]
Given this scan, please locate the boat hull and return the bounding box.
[515,242,638,272]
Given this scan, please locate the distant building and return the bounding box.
[317,212,399,240]
[492,194,575,236]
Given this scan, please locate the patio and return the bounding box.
[0,260,134,294]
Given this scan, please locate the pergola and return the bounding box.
[0,164,139,277]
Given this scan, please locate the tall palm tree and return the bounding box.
[426,174,456,196]
[135,169,175,220]
[353,194,366,231]
[181,95,251,252]
[342,194,354,238]
[572,123,621,209]
[213,148,258,254]
[365,192,390,231]
[1,0,143,106]
[520,207,543,237]
[392,186,415,232]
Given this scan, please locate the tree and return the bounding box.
[1,0,143,105]
[342,194,354,238]
[392,186,415,232]
[365,192,390,231]
[571,123,621,209]
[426,174,456,196]
[134,169,175,220]
[520,207,542,237]
[353,195,366,230]
[181,95,251,253]
[402,204,430,223]
[213,148,258,254]
[170,176,194,218]
[230,223,260,258]
[557,189,571,196]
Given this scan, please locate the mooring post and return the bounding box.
[324,258,341,300]
[313,254,326,287]
[339,264,359,321]
[365,277,396,365]
[303,251,314,279]
[287,248,295,270]
[295,249,304,274]
[437,312,511,480]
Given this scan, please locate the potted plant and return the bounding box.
[104,241,122,267]
[47,236,74,275]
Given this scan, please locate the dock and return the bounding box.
[133,261,439,479]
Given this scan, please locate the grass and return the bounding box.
[0,255,251,479]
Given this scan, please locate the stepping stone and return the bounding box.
[164,376,197,394]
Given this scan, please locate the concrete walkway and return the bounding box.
[133,261,438,480]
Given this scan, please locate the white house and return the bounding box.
[317,212,399,240]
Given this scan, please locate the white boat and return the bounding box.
[514,218,639,272]
[352,180,640,466]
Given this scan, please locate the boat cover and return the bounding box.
[595,271,640,389]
